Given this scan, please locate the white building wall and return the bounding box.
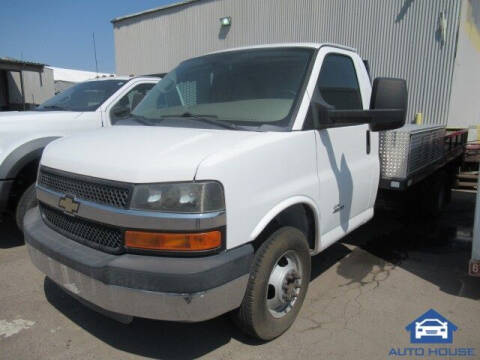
[448,0,480,140]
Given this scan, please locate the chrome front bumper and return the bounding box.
[27,244,248,322]
[24,208,252,323]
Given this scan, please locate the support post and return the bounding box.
[19,70,25,110]
[469,173,480,276]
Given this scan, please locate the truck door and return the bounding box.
[313,51,375,245]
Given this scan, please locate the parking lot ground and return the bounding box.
[1,191,479,360]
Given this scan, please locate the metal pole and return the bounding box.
[470,172,480,276]
[20,52,26,110]
[93,33,99,76]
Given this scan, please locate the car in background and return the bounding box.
[0,76,160,229]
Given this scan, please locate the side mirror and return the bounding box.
[310,77,407,132]
[369,77,407,131]
[112,106,130,118]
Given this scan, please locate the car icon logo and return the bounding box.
[406,309,457,344]
[415,319,448,339]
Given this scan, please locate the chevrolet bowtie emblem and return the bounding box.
[58,195,80,214]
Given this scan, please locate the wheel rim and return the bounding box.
[266,250,303,318]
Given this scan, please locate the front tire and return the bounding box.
[16,183,37,231]
[233,227,311,340]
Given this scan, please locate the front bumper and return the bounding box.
[24,207,253,322]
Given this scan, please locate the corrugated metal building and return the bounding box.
[112,0,480,135]
[0,58,54,110]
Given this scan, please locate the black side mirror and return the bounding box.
[369,77,407,131]
[112,106,130,118]
[309,77,407,132]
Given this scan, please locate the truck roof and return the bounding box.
[207,42,356,55]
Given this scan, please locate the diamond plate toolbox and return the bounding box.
[379,124,445,180]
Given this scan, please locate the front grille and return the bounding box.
[41,205,124,253]
[38,168,131,208]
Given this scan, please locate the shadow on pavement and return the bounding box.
[43,277,265,359]
[41,243,349,358]
[311,242,352,281]
[340,191,480,300]
[0,215,24,249]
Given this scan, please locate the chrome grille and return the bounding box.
[38,168,130,208]
[41,205,124,253]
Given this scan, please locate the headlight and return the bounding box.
[130,181,225,213]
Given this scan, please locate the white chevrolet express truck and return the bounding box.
[0,76,159,229]
[25,43,409,340]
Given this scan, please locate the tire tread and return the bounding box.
[233,227,310,340]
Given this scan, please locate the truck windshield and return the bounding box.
[36,80,128,112]
[131,48,314,131]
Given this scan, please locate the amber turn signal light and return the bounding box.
[125,230,222,251]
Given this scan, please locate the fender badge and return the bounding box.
[333,204,344,213]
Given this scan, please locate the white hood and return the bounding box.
[41,126,264,183]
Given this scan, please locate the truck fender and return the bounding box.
[249,196,320,250]
[0,137,60,179]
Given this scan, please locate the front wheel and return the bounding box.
[233,227,311,340]
[16,183,38,231]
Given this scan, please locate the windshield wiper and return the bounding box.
[159,112,240,130]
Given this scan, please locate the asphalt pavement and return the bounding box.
[1,191,479,360]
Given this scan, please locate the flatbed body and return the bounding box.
[379,125,467,191]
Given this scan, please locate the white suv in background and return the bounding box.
[0,76,159,229]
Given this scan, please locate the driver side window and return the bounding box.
[316,54,362,110]
[110,83,155,123]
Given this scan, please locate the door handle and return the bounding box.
[366,130,371,154]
